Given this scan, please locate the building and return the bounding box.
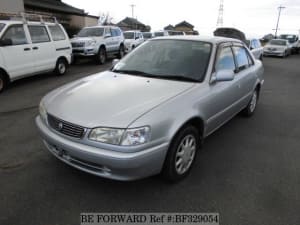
[164,21,199,35]
[117,17,150,32]
[0,0,99,36]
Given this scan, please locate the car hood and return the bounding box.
[70,37,97,43]
[44,71,195,128]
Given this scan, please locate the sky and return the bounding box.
[64,0,300,38]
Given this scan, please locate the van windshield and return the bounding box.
[77,28,104,37]
[0,23,5,33]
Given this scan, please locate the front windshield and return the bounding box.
[143,33,152,38]
[279,35,296,43]
[112,40,212,82]
[154,32,164,37]
[77,28,104,37]
[0,23,5,33]
[270,40,287,46]
[124,32,134,39]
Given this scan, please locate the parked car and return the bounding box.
[263,39,291,57]
[0,18,71,93]
[36,36,264,181]
[153,30,169,37]
[142,32,153,40]
[123,30,144,52]
[278,34,299,54]
[71,25,125,64]
[246,38,263,60]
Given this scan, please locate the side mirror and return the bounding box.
[135,36,139,40]
[0,39,13,47]
[211,70,235,83]
[112,59,119,67]
[72,34,77,38]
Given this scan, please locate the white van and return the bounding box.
[0,16,72,93]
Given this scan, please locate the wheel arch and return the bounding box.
[0,67,10,83]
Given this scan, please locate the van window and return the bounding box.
[28,26,50,43]
[48,25,66,41]
[1,25,27,45]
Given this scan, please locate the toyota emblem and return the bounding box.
[58,122,63,130]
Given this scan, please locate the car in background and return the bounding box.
[142,32,153,40]
[246,38,263,60]
[0,17,72,93]
[153,30,185,37]
[124,30,144,52]
[263,39,291,57]
[153,30,168,37]
[278,34,299,54]
[71,25,125,64]
[36,36,264,181]
[167,30,185,36]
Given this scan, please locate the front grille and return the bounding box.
[71,42,85,48]
[47,114,85,139]
[72,49,84,53]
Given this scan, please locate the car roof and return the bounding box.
[152,35,244,44]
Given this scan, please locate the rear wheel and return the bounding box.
[55,58,68,75]
[242,88,259,117]
[118,45,125,59]
[162,125,200,182]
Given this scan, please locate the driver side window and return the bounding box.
[1,25,28,45]
[215,47,236,72]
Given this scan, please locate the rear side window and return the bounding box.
[1,25,27,45]
[28,26,50,43]
[216,47,236,72]
[48,25,66,41]
[111,28,119,37]
[233,46,250,71]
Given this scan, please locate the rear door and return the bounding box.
[28,25,56,72]
[104,27,114,53]
[0,24,35,79]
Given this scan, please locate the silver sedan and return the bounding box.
[36,36,264,181]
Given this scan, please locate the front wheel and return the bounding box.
[55,58,68,76]
[96,47,106,64]
[162,125,200,182]
[0,73,8,93]
[242,89,259,117]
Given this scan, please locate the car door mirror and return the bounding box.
[0,38,13,47]
[72,34,77,38]
[112,59,119,67]
[211,70,235,83]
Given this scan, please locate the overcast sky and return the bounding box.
[64,0,300,37]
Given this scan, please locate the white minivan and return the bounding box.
[0,19,72,93]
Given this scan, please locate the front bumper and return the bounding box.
[72,47,98,57]
[263,50,285,56]
[35,116,169,181]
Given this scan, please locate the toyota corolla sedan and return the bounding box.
[36,36,264,181]
[263,39,291,57]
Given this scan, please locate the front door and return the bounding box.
[0,24,35,79]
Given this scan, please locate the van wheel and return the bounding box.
[162,125,200,182]
[55,58,68,75]
[242,88,259,117]
[97,47,106,64]
[118,45,125,59]
[0,73,8,93]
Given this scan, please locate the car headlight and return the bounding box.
[39,101,47,123]
[85,40,96,47]
[89,126,150,146]
[121,127,151,146]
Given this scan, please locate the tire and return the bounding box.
[259,54,263,61]
[96,47,106,64]
[117,45,125,59]
[242,88,259,117]
[162,125,200,182]
[55,58,68,76]
[0,73,8,93]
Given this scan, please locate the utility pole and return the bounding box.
[216,0,224,27]
[130,4,135,18]
[274,5,285,38]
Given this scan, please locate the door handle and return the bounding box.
[32,47,39,50]
[24,48,31,51]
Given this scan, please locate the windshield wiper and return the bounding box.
[112,69,157,77]
[158,75,200,82]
